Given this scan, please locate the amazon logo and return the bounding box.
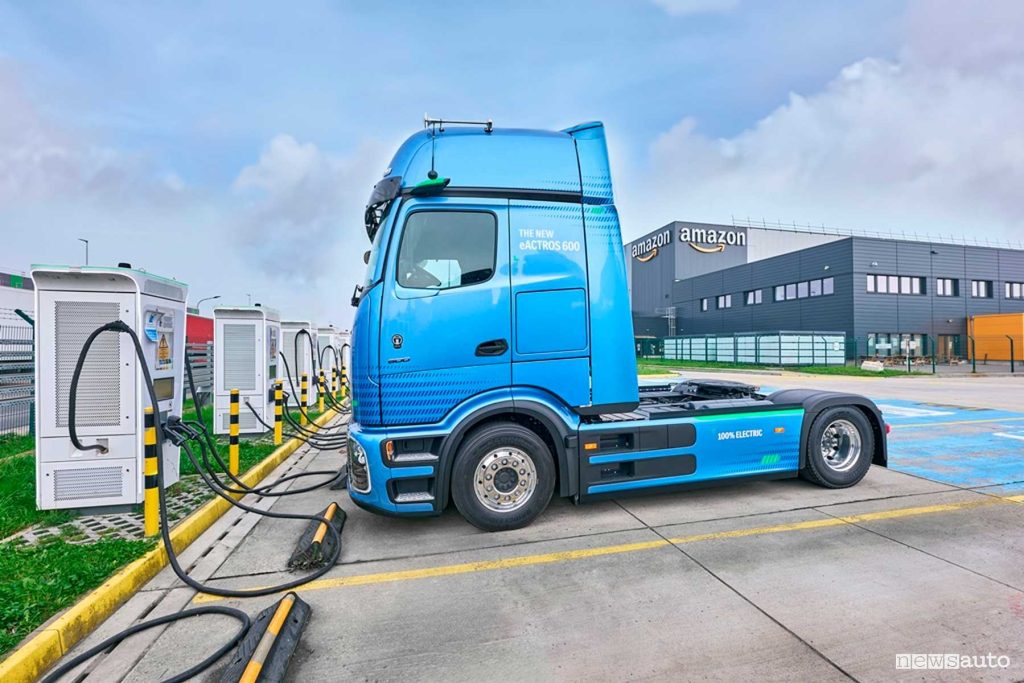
[680,226,746,253]
[631,229,671,263]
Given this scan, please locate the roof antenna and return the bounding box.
[424,114,439,179]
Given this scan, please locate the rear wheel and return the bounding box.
[451,422,555,531]
[801,407,874,488]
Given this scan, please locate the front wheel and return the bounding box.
[801,407,874,488]
[450,422,555,532]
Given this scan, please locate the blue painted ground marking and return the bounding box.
[875,399,1024,488]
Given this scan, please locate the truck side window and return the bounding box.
[397,211,497,290]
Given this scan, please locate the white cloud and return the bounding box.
[231,134,389,312]
[651,0,738,17]
[629,0,1024,246]
[0,64,181,207]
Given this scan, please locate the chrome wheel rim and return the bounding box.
[473,447,537,512]
[819,419,862,472]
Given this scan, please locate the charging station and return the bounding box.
[316,324,342,391]
[213,304,280,435]
[281,320,316,409]
[32,264,187,510]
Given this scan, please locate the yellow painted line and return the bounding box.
[0,409,342,683]
[194,492,1024,605]
[894,416,1024,429]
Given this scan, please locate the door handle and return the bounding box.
[475,339,508,357]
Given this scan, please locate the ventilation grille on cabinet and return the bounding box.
[222,324,257,391]
[222,411,261,431]
[143,279,185,301]
[53,466,124,501]
[54,301,122,428]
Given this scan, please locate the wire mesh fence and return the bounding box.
[185,341,213,403]
[638,331,1024,374]
[0,321,34,435]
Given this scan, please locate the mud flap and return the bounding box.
[219,592,311,683]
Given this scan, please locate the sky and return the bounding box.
[2,0,1023,328]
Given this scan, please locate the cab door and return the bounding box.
[378,198,512,426]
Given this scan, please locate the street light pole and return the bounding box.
[78,238,89,265]
[195,295,221,312]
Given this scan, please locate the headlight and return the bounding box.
[350,439,366,464]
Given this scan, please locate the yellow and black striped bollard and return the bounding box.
[274,380,283,445]
[341,365,348,399]
[331,365,338,398]
[300,372,309,425]
[318,369,326,413]
[144,406,159,537]
[229,389,240,475]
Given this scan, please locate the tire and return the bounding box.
[801,406,874,488]
[450,422,555,532]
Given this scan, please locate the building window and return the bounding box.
[700,298,709,312]
[716,294,732,309]
[1005,282,1023,300]
[745,289,762,305]
[936,278,958,297]
[774,278,836,302]
[868,332,925,357]
[866,274,924,295]
[971,280,993,298]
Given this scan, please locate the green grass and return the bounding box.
[0,454,73,539]
[0,538,153,656]
[789,365,925,377]
[636,358,926,377]
[0,434,33,460]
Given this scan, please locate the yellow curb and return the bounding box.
[0,408,341,683]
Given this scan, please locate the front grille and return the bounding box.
[348,438,370,493]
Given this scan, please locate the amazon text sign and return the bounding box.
[631,229,671,262]
[680,226,746,253]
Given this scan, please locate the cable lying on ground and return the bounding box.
[50,320,347,682]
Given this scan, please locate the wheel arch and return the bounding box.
[769,389,888,469]
[435,400,577,510]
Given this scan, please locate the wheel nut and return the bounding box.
[502,459,508,465]
[519,469,526,475]
[486,474,492,480]
[486,486,493,492]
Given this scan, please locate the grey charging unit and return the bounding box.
[281,320,317,408]
[213,305,281,434]
[32,265,187,510]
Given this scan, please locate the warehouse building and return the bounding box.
[626,221,1024,361]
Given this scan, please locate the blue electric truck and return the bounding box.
[347,118,887,531]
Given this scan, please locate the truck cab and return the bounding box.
[347,119,887,531]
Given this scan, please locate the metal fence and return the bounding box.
[185,341,214,403]
[663,332,846,366]
[640,331,1023,374]
[0,322,34,435]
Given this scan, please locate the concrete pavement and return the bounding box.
[46,375,1024,682]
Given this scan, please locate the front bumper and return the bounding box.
[346,422,440,516]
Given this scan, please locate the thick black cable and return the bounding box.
[242,400,348,449]
[190,417,345,496]
[40,606,249,683]
[182,354,343,495]
[277,348,345,431]
[297,330,351,419]
[66,321,342,600]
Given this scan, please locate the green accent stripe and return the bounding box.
[691,408,804,422]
